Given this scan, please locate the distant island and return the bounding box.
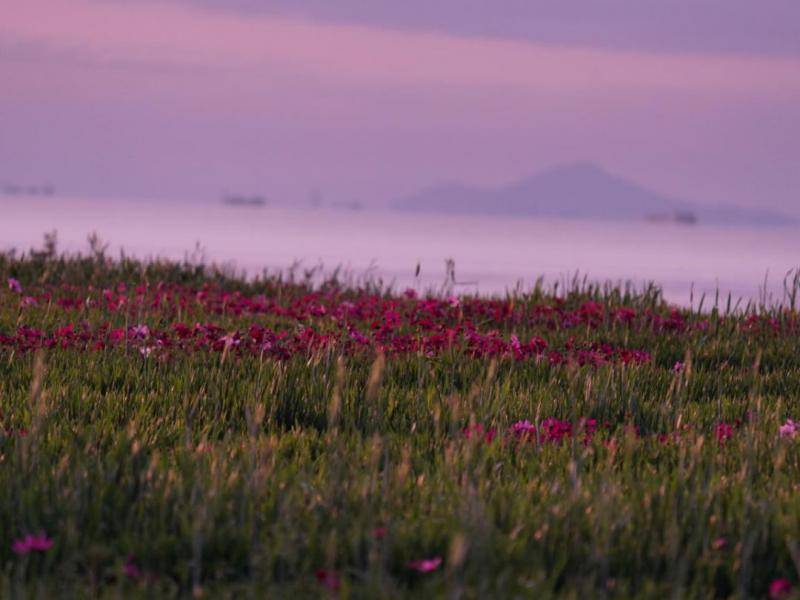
[393,163,795,227]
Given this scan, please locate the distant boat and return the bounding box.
[645,210,698,225]
[674,210,698,225]
[2,183,55,197]
[331,200,363,211]
[222,194,267,207]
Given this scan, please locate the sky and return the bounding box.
[1,0,799,214]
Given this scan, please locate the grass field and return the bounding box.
[2,242,800,598]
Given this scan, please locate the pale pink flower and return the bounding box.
[220,333,240,347]
[7,277,22,293]
[130,324,150,339]
[711,537,728,550]
[509,420,536,437]
[779,419,799,439]
[408,556,442,573]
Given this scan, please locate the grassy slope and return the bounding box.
[1,247,800,598]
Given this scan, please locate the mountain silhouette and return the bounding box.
[393,163,794,226]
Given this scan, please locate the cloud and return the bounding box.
[2,0,799,95]
[123,0,800,59]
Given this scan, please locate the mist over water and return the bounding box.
[2,195,799,307]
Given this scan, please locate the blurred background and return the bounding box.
[2,0,799,304]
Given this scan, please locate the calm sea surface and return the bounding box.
[2,196,799,307]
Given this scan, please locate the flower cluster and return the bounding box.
[463,418,757,448]
[1,281,656,366]
[12,532,53,555]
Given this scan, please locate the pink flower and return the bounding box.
[463,423,497,443]
[509,420,536,437]
[540,418,573,443]
[7,277,22,293]
[779,419,799,439]
[219,333,240,347]
[769,578,792,599]
[348,329,369,345]
[124,555,142,580]
[315,569,341,591]
[407,556,442,573]
[672,361,684,372]
[615,307,636,322]
[711,537,727,550]
[447,295,460,308]
[130,324,150,339]
[12,531,53,555]
[578,417,598,444]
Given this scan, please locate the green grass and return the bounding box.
[1,247,800,598]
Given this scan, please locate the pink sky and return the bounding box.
[1,0,799,213]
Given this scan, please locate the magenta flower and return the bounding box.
[463,423,497,444]
[715,422,734,443]
[540,418,573,443]
[407,556,442,573]
[7,277,22,294]
[672,361,684,372]
[123,555,142,580]
[769,578,792,599]
[12,531,53,555]
[314,568,341,591]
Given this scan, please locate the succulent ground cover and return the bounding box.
[2,244,800,597]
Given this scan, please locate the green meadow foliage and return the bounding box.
[1,243,800,598]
